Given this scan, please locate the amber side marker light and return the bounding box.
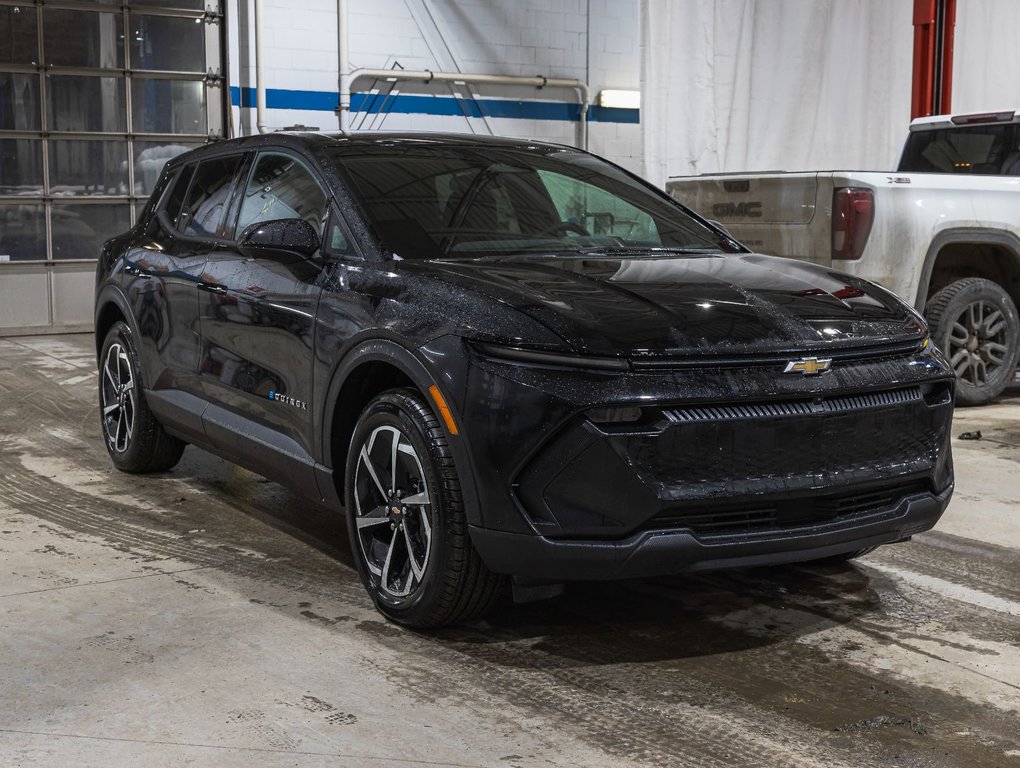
[428,385,460,436]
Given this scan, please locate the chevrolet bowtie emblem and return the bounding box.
[783,357,832,375]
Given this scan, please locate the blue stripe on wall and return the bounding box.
[228,86,639,124]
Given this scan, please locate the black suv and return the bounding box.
[95,133,955,627]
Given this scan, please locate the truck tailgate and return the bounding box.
[666,173,830,264]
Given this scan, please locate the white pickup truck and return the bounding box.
[666,109,1020,405]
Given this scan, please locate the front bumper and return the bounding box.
[421,335,955,578]
[469,484,952,580]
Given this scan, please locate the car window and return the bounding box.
[538,169,661,244]
[178,155,243,238]
[161,163,194,228]
[322,209,358,257]
[899,124,1020,174]
[235,152,328,238]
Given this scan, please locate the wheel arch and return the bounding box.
[93,286,147,376]
[319,338,483,527]
[916,228,1020,312]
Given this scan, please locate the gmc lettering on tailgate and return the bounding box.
[712,201,762,218]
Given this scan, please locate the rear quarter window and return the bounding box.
[160,163,194,228]
[899,124,1020,174]
[177,155,244,238]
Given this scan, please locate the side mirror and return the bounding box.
[238,218,320,259]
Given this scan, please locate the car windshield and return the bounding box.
[327,143,738,259]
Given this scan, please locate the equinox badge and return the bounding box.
[783,357,832,375]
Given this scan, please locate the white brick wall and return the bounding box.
[227,0,642,170]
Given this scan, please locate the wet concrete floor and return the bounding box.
[1,333,1018,767]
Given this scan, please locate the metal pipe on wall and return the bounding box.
[338,0,351,135]
[344,68,590,148]
[254,0,269,133]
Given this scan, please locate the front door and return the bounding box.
[196,150,330,461]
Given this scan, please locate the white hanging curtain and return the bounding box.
[952,0,1020,114]
[641,0,913,187]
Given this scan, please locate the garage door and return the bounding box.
[0,0,226,335]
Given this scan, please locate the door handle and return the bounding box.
[197,282,227,295]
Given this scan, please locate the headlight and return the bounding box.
[469,341,630,371]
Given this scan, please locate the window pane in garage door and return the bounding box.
[0,139,43,195]
[43,9,123,69]
[0,204,46,261]
[0,6,38,66]
[0,2,222,277]
[130,0,207,8]
[0,74,40,130]
[132,79,206,134]
[49,140,128,196]
[130,15,205,72]
[133,142,201,196]
[51,204,132,260]
[47,75,126,133]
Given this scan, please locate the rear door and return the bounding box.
[126,154,244,407]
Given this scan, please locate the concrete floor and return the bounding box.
[1,333,1018,768]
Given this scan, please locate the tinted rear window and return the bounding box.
[899,124,1020,174]
[161,163,194,227]
[178,155,243,238]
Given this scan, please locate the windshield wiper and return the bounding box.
[575,245,724,256]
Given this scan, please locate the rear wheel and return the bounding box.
[99,321,185,473]
[925,277,1020,406]
[344,388,503,628]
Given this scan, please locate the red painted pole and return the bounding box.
[911,0,956,120]
[912,0,936,120]
[939,0,956,115]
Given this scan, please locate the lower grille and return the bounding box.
[650,480,931,536]
[666,386,922,422]
[635,387,942,492]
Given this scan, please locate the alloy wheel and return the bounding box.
[947,299,1011,387]
[352,425,433,598]
[100,342,137,453]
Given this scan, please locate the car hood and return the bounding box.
[405,252,926,357]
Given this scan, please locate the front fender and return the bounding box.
[316,335,485,529]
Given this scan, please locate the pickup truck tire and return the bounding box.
[925,278,1020,406]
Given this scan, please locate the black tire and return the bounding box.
[344,388,503,628]
[98,321,185,473]
[925,277,1020,406]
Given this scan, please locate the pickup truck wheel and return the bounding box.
[925,278,1020,406]
[344,389,504,628]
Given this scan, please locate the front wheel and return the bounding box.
[344,389,503,628]
[925,278,1020,406]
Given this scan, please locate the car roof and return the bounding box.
[167,132,581,168]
